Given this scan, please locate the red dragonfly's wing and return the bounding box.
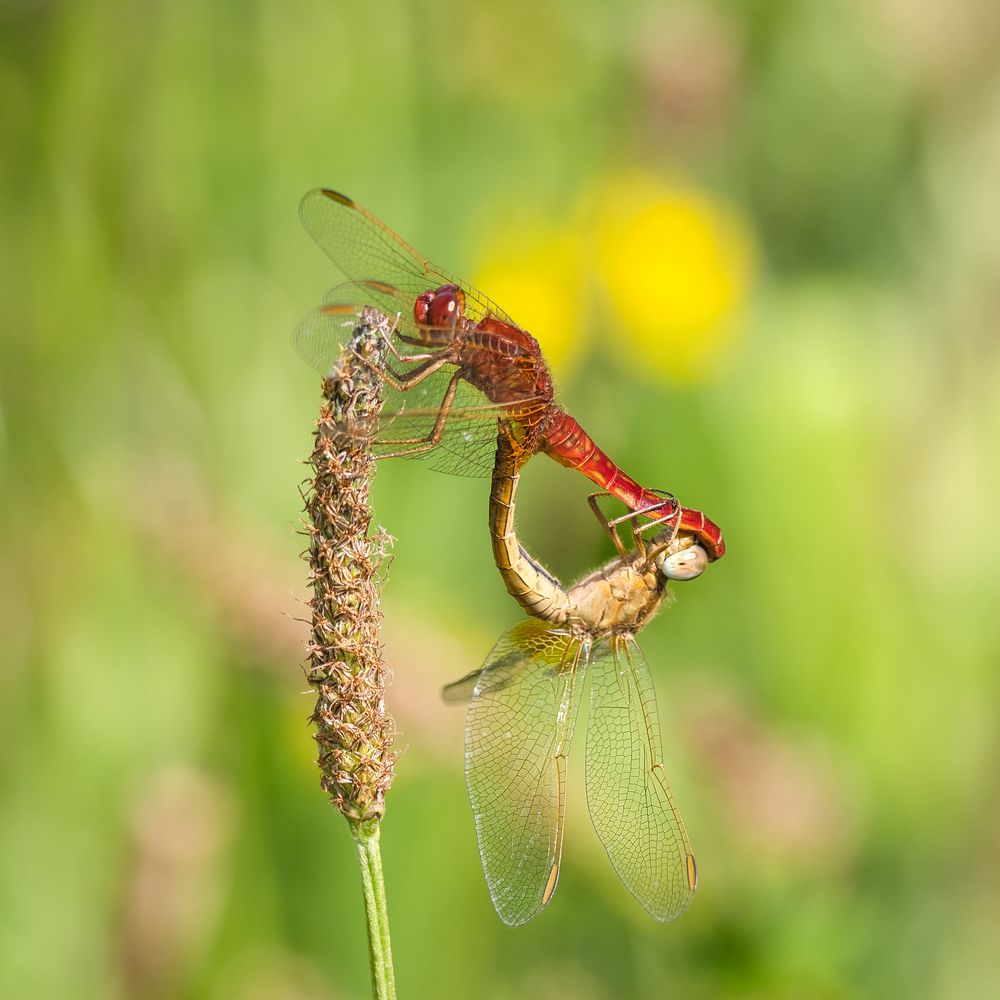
[296,188,518,365]
[299,188,517,327]
[295,190,536,477]
[299,300,507,477]
[444,618,585,926]
[585,635,697,922]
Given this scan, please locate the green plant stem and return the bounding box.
[350,819,396,999]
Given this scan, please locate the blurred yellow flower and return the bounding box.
[594,171,754,382]
[471,174,753,386]
[473,221,587,380]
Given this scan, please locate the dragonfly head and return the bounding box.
[415,283,466,331]
[656,540,709,582]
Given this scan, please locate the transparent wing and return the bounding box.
[585,635,697,922]
[461,619,586,926]
[298,188,517,337]
[294,298,521,477]
[442,667,483,705]
[293,290,408,374]
[295,189,546,476]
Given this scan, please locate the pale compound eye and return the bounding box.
[659,544,708,581]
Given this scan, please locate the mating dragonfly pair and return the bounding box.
[296,189,726,926]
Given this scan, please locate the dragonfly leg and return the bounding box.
[369,315,447,367]
[379,334,441,366]
[590,492,683,563]
[623,499,685,572]
[394,332,427,348]
[587,492,631,558]
[346,324,449,387]
[376,352,454,392]
[623,493,681,537]
[389,350,440,366]
[375,369,463,458]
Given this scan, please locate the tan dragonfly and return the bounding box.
[445,425,710,926]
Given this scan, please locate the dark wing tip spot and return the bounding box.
[321,188,354,207]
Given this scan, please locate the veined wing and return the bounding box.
[296,191,549,475]
[585,635,696,922]
[294,286,412,374]
[461,618,585,926]
[294,297,531,478]
[294,279,482,374]
[298,188,518,334]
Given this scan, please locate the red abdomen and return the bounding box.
[539,409,725,560]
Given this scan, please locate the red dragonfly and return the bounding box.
[445,425,707,925]
[296,188,725,560]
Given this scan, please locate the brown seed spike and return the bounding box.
[303,307,396,823]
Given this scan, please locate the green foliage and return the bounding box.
[2,1,999,997]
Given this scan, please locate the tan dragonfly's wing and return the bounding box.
[585,635,696,922]
[460,618,585,926]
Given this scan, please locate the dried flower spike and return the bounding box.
[304,307,396,823]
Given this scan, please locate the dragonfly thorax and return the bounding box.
[566,561,666,637]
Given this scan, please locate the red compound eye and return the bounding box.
[414,290,434,325]
[418,284,465,330]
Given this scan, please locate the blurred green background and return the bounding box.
[3,1,999,997]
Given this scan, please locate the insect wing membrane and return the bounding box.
[585,636,696,922]
[464,619,584,926]
[293,291,506,477]
[298,189,516,329]
[296,191,544,475]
